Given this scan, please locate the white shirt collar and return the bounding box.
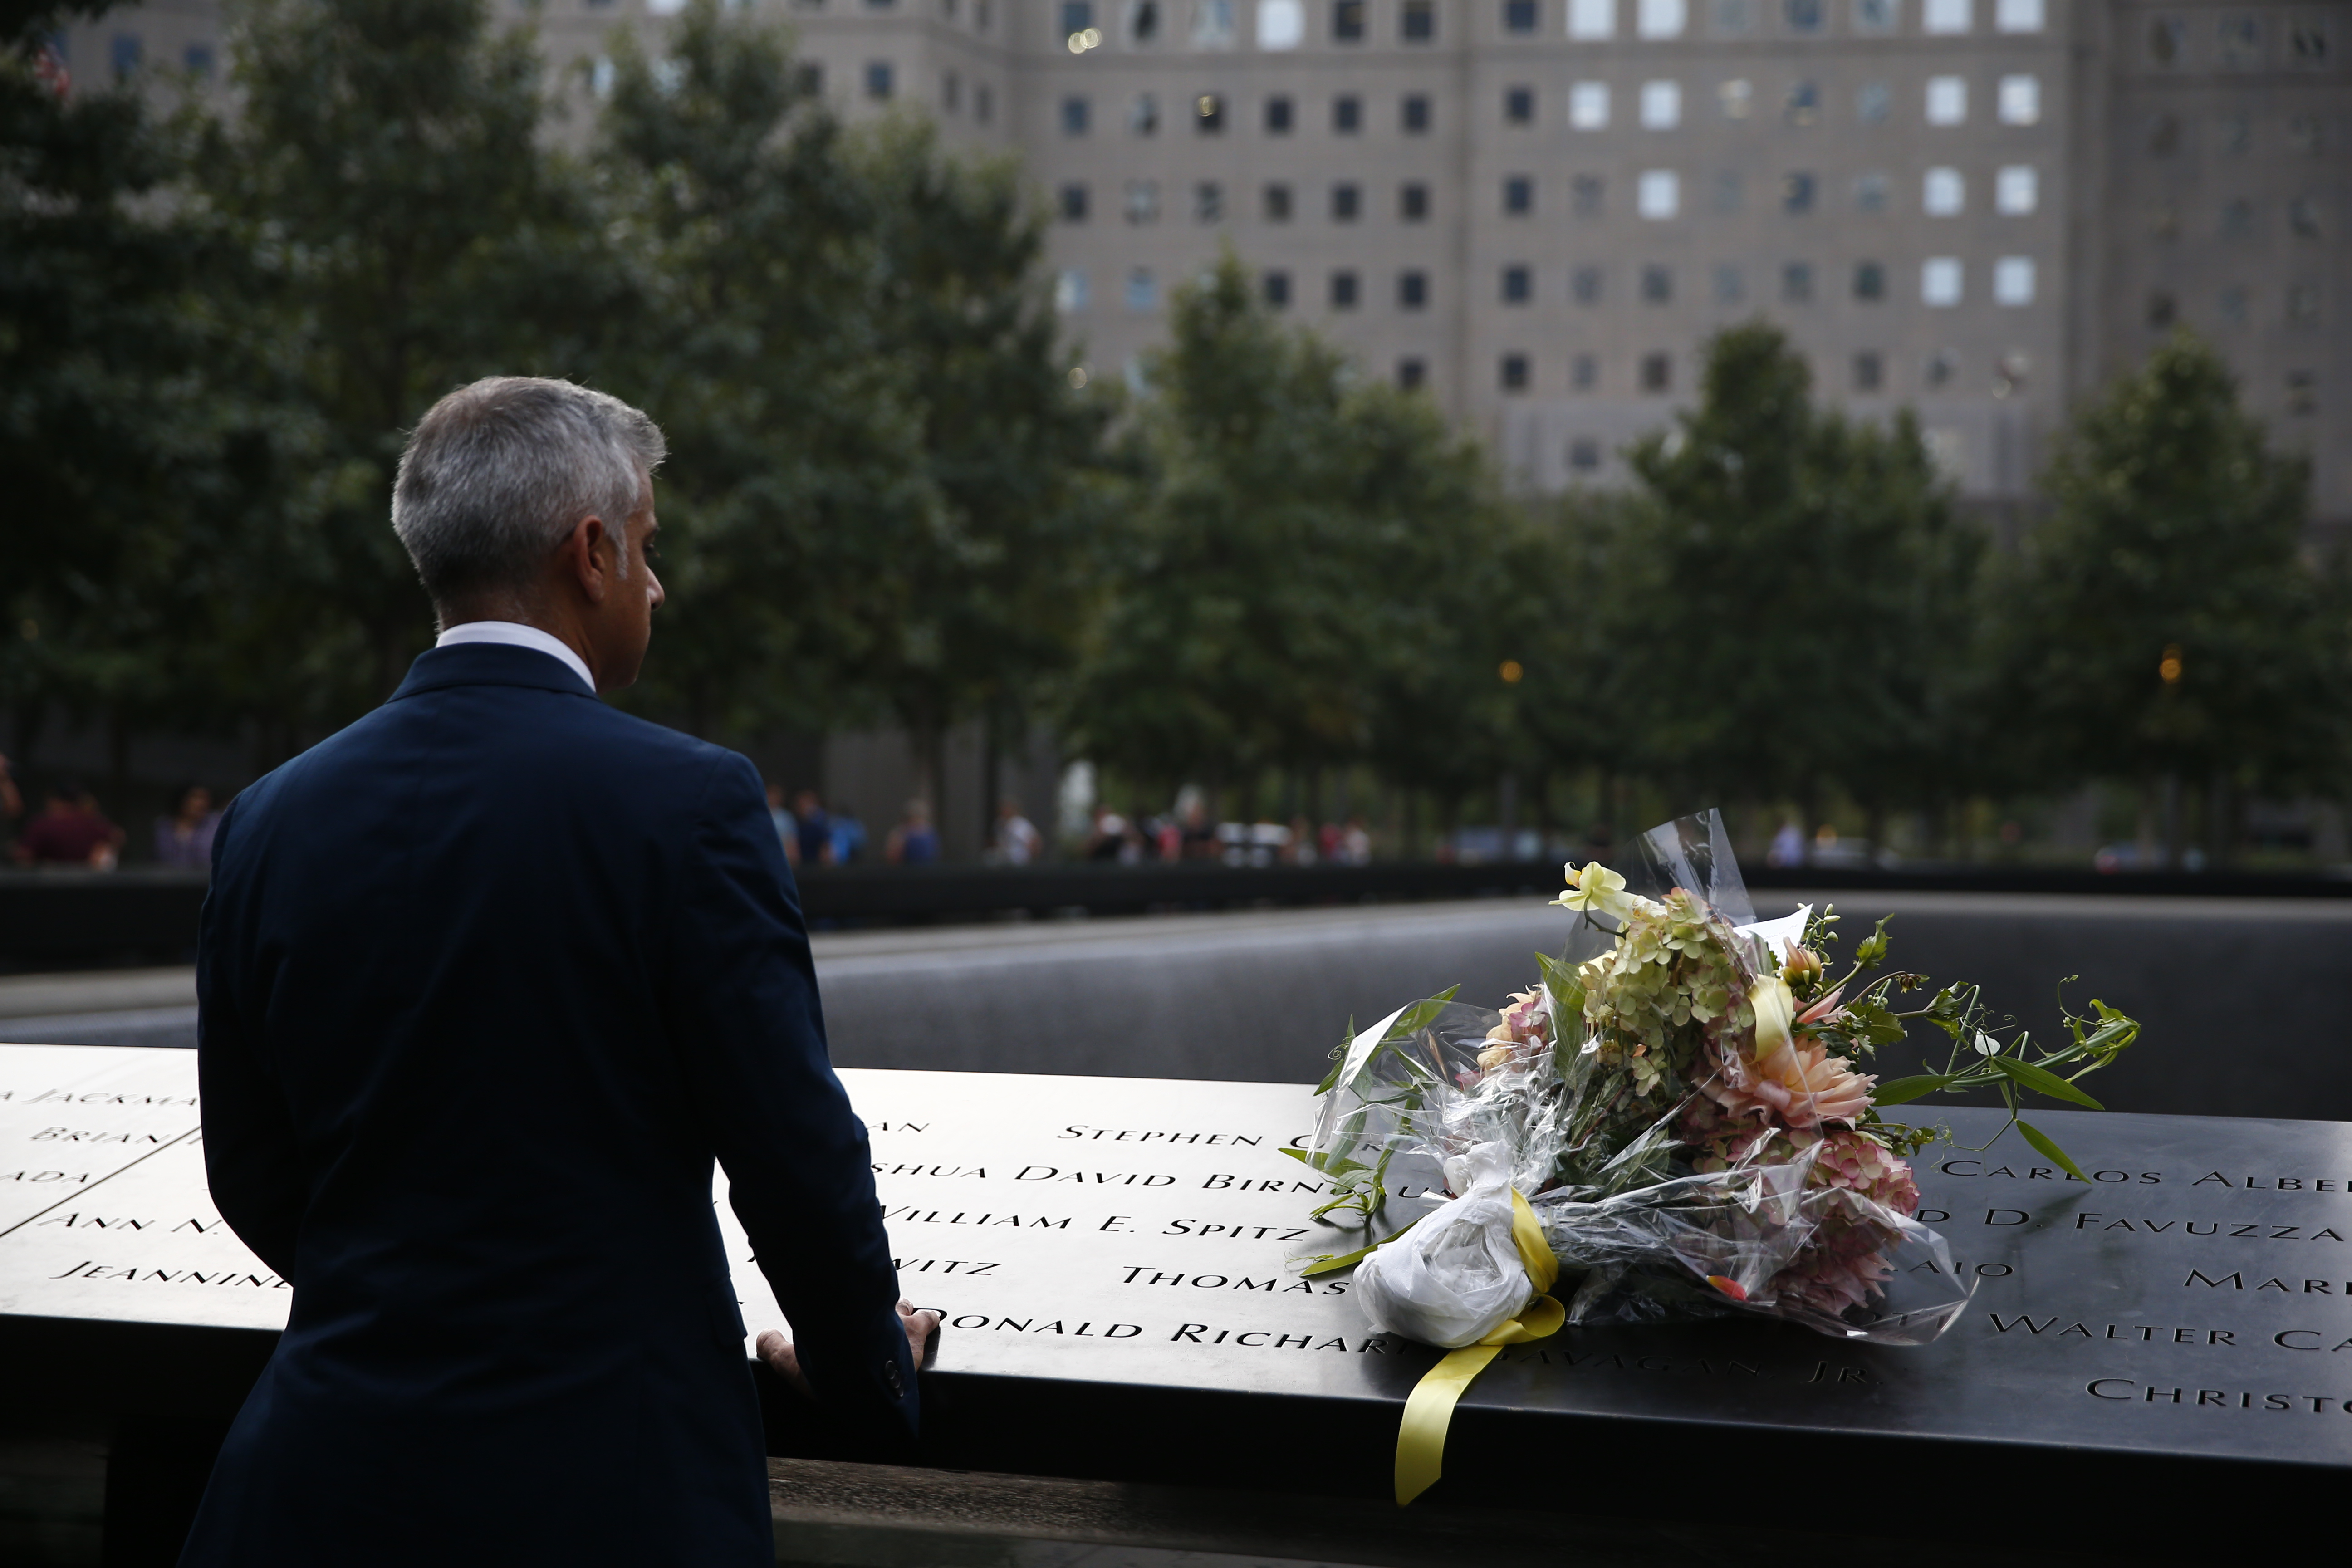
[434,621,596,694]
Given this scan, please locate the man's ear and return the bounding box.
[568,514,612,605]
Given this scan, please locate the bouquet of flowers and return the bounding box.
[1289,812,2139,1504]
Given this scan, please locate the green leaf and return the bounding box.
[1846,999,1908,1048]
[1872,1073,1955,1106]
[1535,952,1586,1018]
[1299,1217,1419,1276]
[1989,1054,2106,1110]
[2015,1119,2091,1183]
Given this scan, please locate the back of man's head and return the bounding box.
[392,377,666,610]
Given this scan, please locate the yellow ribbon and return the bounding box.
[1393,1188,1564,1506]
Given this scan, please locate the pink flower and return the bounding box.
[1700,1027,1876,1131]
[1808,1128,1920,1217]
[1477,989,1552,1073]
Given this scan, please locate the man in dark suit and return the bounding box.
[184,377,932,1565]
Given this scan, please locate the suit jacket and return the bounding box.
[182,642,914,1567]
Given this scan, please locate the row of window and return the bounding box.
[73,32,216,80]
[1056,255,2040,311]
[2145,112,2330,159]
[1053,73,2041,136]
[1049,0,2046,51]
[1061,164,2043,223]
[2145,284,2326,329]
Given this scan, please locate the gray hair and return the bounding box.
[391,377,666,603]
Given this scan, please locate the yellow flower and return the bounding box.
[1552,861,1643,922]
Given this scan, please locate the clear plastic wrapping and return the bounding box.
[1300,811,1972,1347]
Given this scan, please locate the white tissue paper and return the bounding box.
[1352,1142,1536,1349]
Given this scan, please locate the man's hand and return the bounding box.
[755,1298,939,1400]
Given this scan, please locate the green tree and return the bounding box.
[0,1,307,787]
[1611,323,1977,843]
[207,0,616,726]
[1997,333,2343,860]
[1064,256,1515,819]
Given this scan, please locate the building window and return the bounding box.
[1264,183,1294,220]
[1333,94,1361,133]
[1925,348,1957,387]
[1330,270,1360,309]
[1059,183,1090,221]
[1504,176,1535,215]
[1853,172,1888,212]
[109,32,141,79]
[1572,175,1605,216]
[2146,114,2180,156]
[1403,94,1431,132]
[2218,285,2249,325]
[794,61,823,97]
[1061,96,1090,134]
[1505,0,1540,33]
[1056,269,1089,312]
[1266,94,1294,133]
[1853,261,1885,299]
[1719,78,1753,119]
[1132,0,1162,42]
[1502,265,1534,303]
[1333,0,1366,41]
[2146,290,2176,327]
[2220,198,2254,240]
[1572,265,1603,303]
[1782,172,1816,213]
[1403,0,1436,39]
[1264,270,1292,307]
[1196,93,1225,132]
[1331,182,1361,220]
[1925,76,1967,126]
[1782,262,1813,302]
[1501,353,1532,392]
[2285,371,2317,414]
[1641,264,1673,302]
[1921,257,1962,306]
[1399,357,1428,389]
[2216,15,2261,67]
[1995,0,2040,29]
[1922,0,1969,33]
[1998,74,2039,125]
[1638,170,1680,219]
[1259,0,1305,46]
[1640,353,1671,392]
[1853,351,1884,391]
[1401,270,1430,308]
[1711,171,1743,212]
[2288,198,2322,239]
[1784,82,1818,126]
[1642,80,1682,129]
[1923,167,1964,215]
[1131,93,1161,134]
[1401,182,1430,220]
[1126,269,1159,312]
[1993,255,2034,305]
[1195,0,1237,44]
[1570,82,1609,130]
[1713,0,1752,31]
[1196,181,1224,222]
[1995,165,2037,215]
[865,60,895,98]
[2217,113,2250,154]
[183,43,214,78]
[1062,0,1094,32]
[1572,353,1598,388]
[942,71,962,112]
[1569,0,1616,38]
[1856,82,1890,124]
[1785,0,1822,33]
[2289,15,2330,63]
[1568,437,1602,472]
[1853,0,1896,32]
[1714,264,1744,302]
[976,83,994,122]
[1641,0,1687,35]
[1505,86,1536,125]
[1125,179,1161,222]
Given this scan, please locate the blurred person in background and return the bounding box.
[885,799,939,864]
[829,802,868,866]
[1286,815,1317,865]
[1083,803,1128,862]
[14,782,124,869]
[1178,796,1218,861]
[791,788,833,867]
[766,782,797,862]
[156,783,223,869]
[993,798,1041,865]
[1339,816,1372,866]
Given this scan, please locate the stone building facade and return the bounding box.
[56,0,2347,516]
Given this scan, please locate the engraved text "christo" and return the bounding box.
[2087,1381,2352,1411]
